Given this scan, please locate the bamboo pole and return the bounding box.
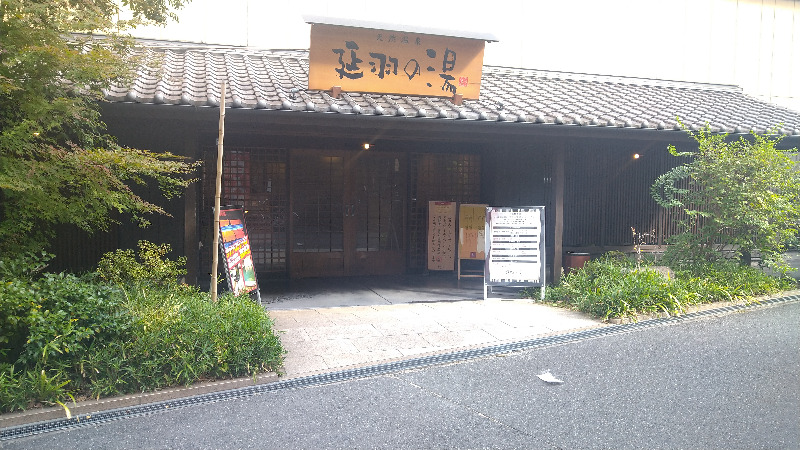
[211,81,226,302]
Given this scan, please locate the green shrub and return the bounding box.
[96,240,186,286]
[0,364,74,413]
[535,252,795,320]
[0,247,284,414]
[0,251,51,280]
[0,251,54,361]
[674,260,795,300]
[651,124,800,273]
[538,252,683,320]
[79,287,284,398]
[14,273,128,369]
[0,262,126,368]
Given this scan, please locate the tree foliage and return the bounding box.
[0,0,194,255]
[651,121,800,272]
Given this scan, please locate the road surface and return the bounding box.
[3,301,798,449]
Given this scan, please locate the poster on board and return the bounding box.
[484,206,546,299]
[458,204,487,260]
[457,204,487,279]
[218,207,261,302]
[427,201,456,271]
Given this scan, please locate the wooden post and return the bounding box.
[553,147,565,284]
[211,81,226,302]
[182,127,201,286]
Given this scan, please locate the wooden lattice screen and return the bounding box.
[408,153,481,271]
[201,147,288,276]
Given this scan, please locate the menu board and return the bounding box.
[218,207,261,301]
[484,206,546,298]
[427,201,456,271]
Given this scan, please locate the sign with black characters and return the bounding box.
[427,201,456,271]
[309,22,486,99]
[484,206,546,299]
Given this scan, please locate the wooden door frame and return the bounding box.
[289,149,348,278]
[349,151,407,276]
[288,148,407,278]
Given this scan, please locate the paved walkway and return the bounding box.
[261,273,603,378]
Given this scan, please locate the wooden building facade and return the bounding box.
[50,39,800,286]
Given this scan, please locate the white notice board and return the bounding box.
[484,206,546,299]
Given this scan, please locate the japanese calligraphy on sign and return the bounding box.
[309,23,486,99]
[428,201,456,271]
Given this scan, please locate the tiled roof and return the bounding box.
[104,45,800,136]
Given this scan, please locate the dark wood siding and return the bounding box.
[564,142,687,249]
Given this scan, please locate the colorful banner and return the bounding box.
[218,207,260,300]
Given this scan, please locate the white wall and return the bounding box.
[131,0,800,112]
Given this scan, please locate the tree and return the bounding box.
[651,121,800,272]
[0,0,194,256]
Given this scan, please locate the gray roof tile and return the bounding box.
[107,45,800,136]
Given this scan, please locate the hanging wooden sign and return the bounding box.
[307,19,489,99]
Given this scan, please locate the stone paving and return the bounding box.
[269,299,603,377]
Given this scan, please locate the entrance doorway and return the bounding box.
[203,148,480,280]
[290,149,406,277]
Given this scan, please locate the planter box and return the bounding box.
[564,252,590,275]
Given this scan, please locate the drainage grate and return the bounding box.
[3,294,798,441]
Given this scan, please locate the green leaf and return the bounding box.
[0,0,196,255]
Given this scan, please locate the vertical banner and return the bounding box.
[484,206,546,299]
[218,207,261,302]
[427,201,456,271]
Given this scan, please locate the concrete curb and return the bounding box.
[0,372,281,430]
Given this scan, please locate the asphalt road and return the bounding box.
[3,301,799,449]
